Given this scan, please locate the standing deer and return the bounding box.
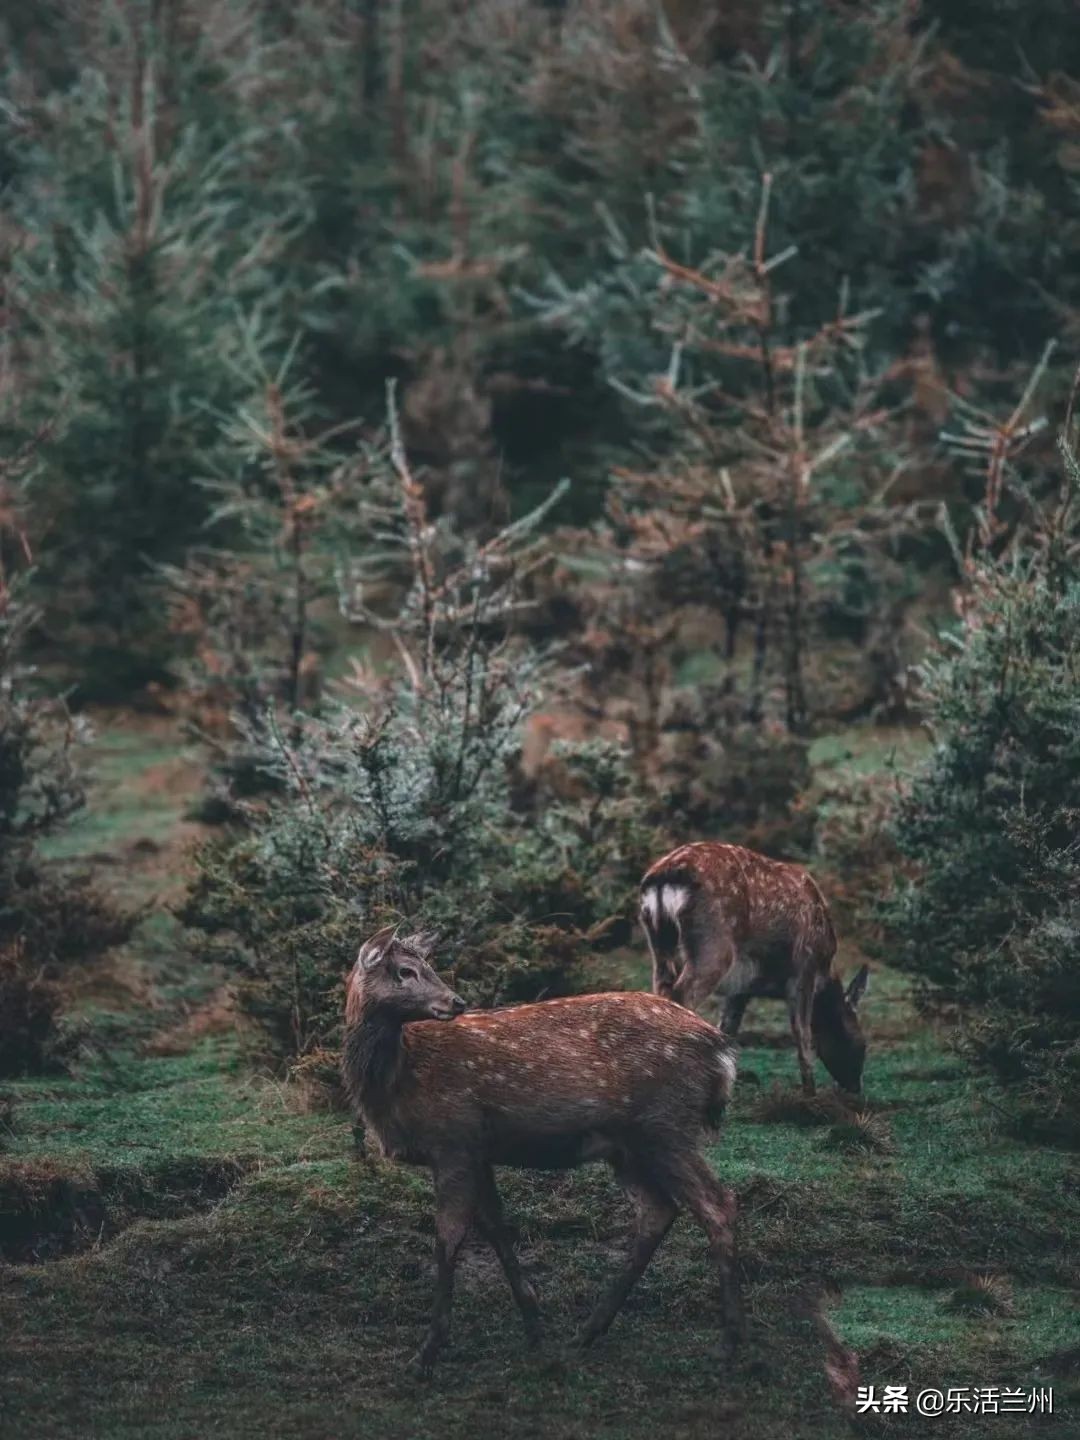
[640,842,869,1095]
[342,925,740,1374]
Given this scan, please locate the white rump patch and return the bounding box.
[660,884,691,920]
[640,887,660,927]
[643,880,692,928]
[717,1049,738,1095]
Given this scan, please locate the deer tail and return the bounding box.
[705,1034,738,1132]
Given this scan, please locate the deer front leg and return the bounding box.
[476,1164,542,1345]
[788,973,817,1096]
[719,992,749,1039]
[576,1163,677,1350]
[413,1164,477,1377]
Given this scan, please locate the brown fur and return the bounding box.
[640,842,868,1095]
[342,926,740,1373]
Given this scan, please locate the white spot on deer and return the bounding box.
[717,1049,737,1094]
[640,887,660,928]
[661,884,691,920]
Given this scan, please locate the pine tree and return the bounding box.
[881,362,1080,1138]
[161,324,377,798]
[2,2,294,691]
[0,399,132,1074]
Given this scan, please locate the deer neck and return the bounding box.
[342,1001,406,1113]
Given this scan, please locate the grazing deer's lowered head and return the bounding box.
[342,923,741,1375]
[812,965,869,1095]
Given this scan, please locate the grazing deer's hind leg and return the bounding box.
[576,1162,677,1350]
[675,918,739,1018]
[413,1163,478,1377]
[476,1164,542,1345]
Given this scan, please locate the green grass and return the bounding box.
[807,724,930,778]
[1,1040,341,1168]
[37,716,204,909]
[2,715,1078,1439]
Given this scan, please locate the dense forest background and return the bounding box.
[5,0,1080,691]
[2,4,1079,1436]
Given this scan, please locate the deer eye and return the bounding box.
[397,965,418,983]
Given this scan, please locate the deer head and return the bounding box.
[346,926,466,1025]
[812,965,869,1094]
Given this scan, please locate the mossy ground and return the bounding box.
[1,720,1077,1439]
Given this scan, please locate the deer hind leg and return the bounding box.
[413,1163,478,1377]
[662,1151,742,1358]
[675,914,740,1018]
[788,957,819,1096]
[576,1161,678,1350]
[475,1163,542,1345]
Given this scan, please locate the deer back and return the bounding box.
[370,993,736,1167]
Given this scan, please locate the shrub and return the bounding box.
[0,429,134,1073]
[181,694,654,1066]
[180,400,652,1066]
[0,941,63,1077]
[0,596,134,1073]
[881,424,1080,1139]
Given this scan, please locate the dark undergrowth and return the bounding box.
[1,719,1077,1439]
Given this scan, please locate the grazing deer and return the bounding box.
[640,843,869,1095]
[342,926,740,1375]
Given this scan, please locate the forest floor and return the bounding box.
[1,715,1077,1440]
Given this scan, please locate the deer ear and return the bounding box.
[357,924,398,971]
[403,929,438,961]
[845,964,870,1010]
